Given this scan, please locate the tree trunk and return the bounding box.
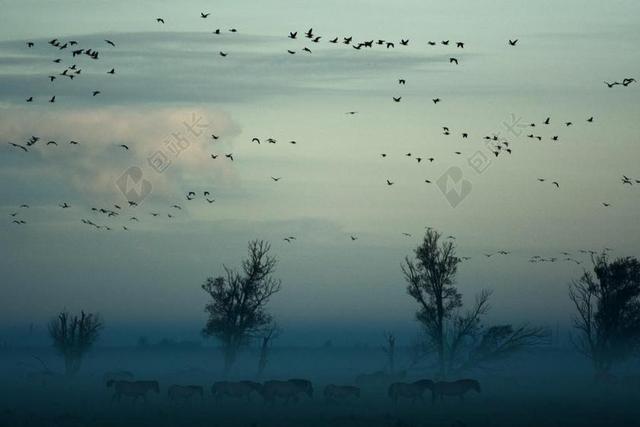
[257,337,269,378]
[436,295,446,379]
[223,343,238,374]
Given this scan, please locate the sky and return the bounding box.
[0,0,639,346]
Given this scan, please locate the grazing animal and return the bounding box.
[323,385,360,403]
[355,370,406,388]
[168,385,204,402]
[103,370,134,385]
[211,381,262,402]
[388,379,434,403]
[430,379,481,402]
[261,379,313,404]
[107,380,159,403]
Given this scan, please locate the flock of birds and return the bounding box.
[3,12,638,267]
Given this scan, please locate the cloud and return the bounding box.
[0,31,457,106]
[0,106,242,208]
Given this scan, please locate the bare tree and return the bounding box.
[48,310,103,376]
[402,229,547,377]
[569,253,640,376]
[382,332,396,373]
[257,322,281,378]
[202,240,281,372]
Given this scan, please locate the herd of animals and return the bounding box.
[103,370,480,405]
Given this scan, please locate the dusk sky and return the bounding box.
[1,0,639,345]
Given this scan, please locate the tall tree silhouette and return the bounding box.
[48,310,103,376]
[569,253,640,377]
[257,322,280,378]
[403,229,546,377]
[382,332,396,373]
[202,240,281,372]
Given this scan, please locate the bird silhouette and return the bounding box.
[219,52,227,57]
[119,144,129,150]
[105,40,116,47]
[8,143,28,152]
[271,177,282,182]
[156,18,165,23]
[200,12,210,18]
[289,32,297,39]
[393,97,402,102]
[432,98,441,104]
[49,96,56,103]
[107,68,115,74]
[449,57,458,64]
[225,153,234,161]
[508,39,518,46]
[386,179,394,186]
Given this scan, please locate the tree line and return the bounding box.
[46,231,640,380]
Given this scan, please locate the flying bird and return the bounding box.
[104,39,116,47]
[8,142,28,152]
[200,12,210,18]
[156,18,165,24]
[508,39,518,46]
